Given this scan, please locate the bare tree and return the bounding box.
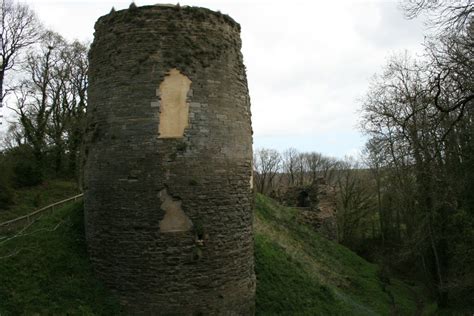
[360,46,474,304]
[0,0,41,110]
[319,156,339,184]
[399,0,474,126]
[363,139,387,246]
[253,148,281,194]
[0,120,23,150]
[401,0,473,33]
[8,32,66,165]
[295,152,307,185]
[282,147,298,186]
[62,40,88,178]
[305,152,322,183]
[336,158,376,245]
[424,23,474,119]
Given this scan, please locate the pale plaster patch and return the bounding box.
[159,188,193,233]
[158,68,191,138]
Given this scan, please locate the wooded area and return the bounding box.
[0,0,88,207]
[253,1,474,309]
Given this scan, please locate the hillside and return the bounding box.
[0,192,429,315]
[0,202,121,315]
[254,194,426,315]
[0,180,80,222]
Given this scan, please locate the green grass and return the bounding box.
[254,193,423,315]
[0,180,80,222]
[255,234,352,315]
[0,201,122,315]
[0,187,432,315]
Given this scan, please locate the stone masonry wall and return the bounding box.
[281,178,338,240]
[83,5,255,315]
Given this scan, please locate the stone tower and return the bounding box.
[83,4,255,315]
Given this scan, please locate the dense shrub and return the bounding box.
[13,160,43,187]
[0,154,14,209]
[3,145,43,188]
[0,175,14,210]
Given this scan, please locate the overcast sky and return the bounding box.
[3,0,427,158]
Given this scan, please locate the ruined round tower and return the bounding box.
[83,4,255,314]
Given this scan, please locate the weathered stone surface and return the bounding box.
[83,4,255,315]
[280,178,338,241]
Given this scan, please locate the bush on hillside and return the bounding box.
[0,155,14,209]
[0,176,14,210]
[13,159,43,187]
[3,145,44,188]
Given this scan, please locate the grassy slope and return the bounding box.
[0,180,80,222]
[254,194,420,315]
[0,187,429,315]
[0,202,122,315]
